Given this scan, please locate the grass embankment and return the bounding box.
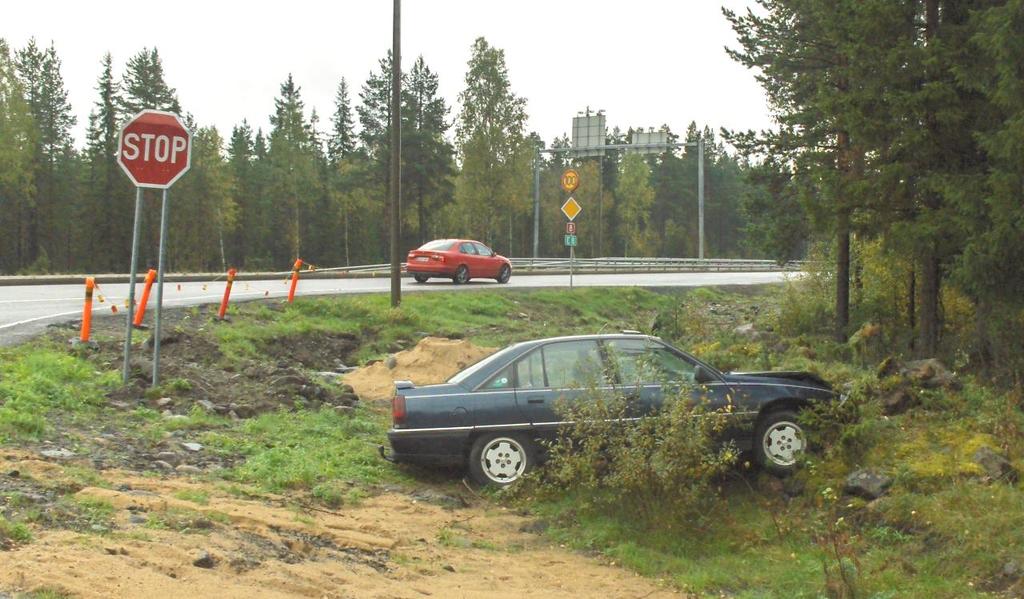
[525,286,1024,597]
[0,288,673,508]
[2,285,1020,596]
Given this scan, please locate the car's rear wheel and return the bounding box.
[453,265,470,285]
[754,409,806,476]
[496,264,511,284]
[468,433,535,486]
[413,274,429,283]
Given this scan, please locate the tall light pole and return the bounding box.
[389,0,402,307]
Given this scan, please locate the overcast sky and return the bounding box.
[5,0,773,149]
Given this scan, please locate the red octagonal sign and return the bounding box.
[117,110,192,189]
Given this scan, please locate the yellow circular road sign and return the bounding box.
[561,169,580,193]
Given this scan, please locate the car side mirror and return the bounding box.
[694,365,714,384]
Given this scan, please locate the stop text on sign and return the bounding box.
[121,132,188,164]
[117,109,192,189]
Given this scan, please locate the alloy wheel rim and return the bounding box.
[457,267,468,283]
[481,437,525,483]
[499,266,510,282]
[762,421,805,466]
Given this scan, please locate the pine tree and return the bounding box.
[82,52,131,271]
[267,74,319,263]
[0,39,36,274]
[328,78,355,164]
[404,55,455,247]
[121,48,180,115]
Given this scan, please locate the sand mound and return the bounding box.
[344,336,495,401]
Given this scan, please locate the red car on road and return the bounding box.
[406,239,512,284]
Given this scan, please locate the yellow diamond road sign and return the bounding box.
[561,197,582,221]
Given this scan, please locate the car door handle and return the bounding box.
[527,399,545,404]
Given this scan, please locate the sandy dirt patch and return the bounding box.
[0,452,679,599]
[344,337,496,401]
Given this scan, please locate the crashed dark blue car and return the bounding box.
[383,332,842,485]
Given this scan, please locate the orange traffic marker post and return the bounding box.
[77,277,95,346]
[218,268,238,320]
[133,269,157,329]
[287,259,303,303]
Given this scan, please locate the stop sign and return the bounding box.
[117,110,192,189]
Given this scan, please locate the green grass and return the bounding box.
[201,406,400,496]
[0,514,33,544]
[173,489,210,505]
[213,287,675,366]
[521,284,1024,597]
[0,344,118,441]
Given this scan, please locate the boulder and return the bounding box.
[844,469,892,500]
[901,359,961,390]
[973,447,1019,483]
[881,387,919,415]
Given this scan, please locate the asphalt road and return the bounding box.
[0,271,794,346]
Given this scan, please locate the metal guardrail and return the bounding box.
[312,257,803,275]
[0,258,803,286]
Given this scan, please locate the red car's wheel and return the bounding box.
[413,274,429,283]
[496,265,511,284]
[453,265,470,284]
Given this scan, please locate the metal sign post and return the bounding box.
[122,188,143,383]
[115,109,192,388]
[152,189,169,386]
[561,194,582,290]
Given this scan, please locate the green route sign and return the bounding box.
[564,234,578,247]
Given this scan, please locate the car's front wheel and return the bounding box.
[453,265,470,285]
[468,433,535,486]
[413,274,429,283]
[754,409,806,476]
[495,264,511,284]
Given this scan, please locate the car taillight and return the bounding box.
[392,394,406,425]
[431,253,444,262]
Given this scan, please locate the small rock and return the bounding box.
[153,460,174,471]
[232,405,256,419]
[385,355,398,369]
[92,436,111,447]
[8,470,19,478]
[196,400,216,412]
[104,546,128,556]
[154,451,180,466]
[881,387,918,415]
[734,323,760,339]
[973,447,1019,483]
[334,405,355,415]
[193,551,216,569]
[129,514,147,525]
[1003,560,1022,580]
[901,358,961,390]
[442,564,455,573]
[844,469,892,500]
[175,465,202,475]
[155,397,174,408]
[181,442,203,452]
[40,448,75,459]
[519,520,549,534]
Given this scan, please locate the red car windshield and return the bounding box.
[418,239,456,251]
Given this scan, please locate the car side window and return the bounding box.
[542,341,608,388]
[472,243,493,257]
[604,339,697,384]
[515,349,546,389]
[483,364,514,390]
[459,242,477,254]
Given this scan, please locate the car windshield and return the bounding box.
[447,344,523,385]
[418,239,454,251]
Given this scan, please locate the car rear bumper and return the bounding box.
[405,261,454,276]
[386,428,469,466]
